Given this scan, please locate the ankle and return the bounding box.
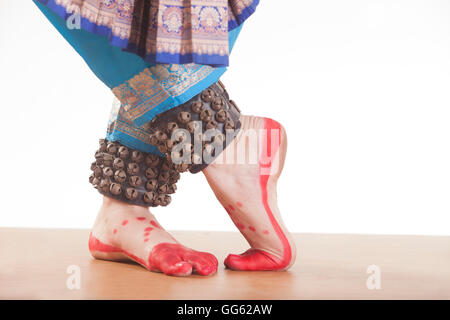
[101,195,120,207]
[101,196,148,213]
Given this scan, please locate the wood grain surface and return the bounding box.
[0,228,449,299]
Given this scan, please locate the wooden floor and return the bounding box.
[0,228,449,299]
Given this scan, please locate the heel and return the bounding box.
[88,233,128,261]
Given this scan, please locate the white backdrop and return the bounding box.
[1,1,449,235]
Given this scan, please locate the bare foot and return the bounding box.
[203,115,296,271]
[89,197,218,276]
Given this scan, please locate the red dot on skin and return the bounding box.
[228,204,235,211]
[263,230,269,235]
[236,202,243,208]
[144,238,149,242]
[236,223,245,230]
[136,217,146,221]
[121,220,128,226]
[144,232,150,237]
[249,226,256,232]
[150,220,160,229]
[113,229,117,234]
[144,227,153,232]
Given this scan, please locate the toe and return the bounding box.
[199,251,219,270]
[159,254,192,277]
[163,260,193,277]
[224,253,244,270]
[149,244,193,276]
[182,251,218,276]
[158,254,193,276]
[148,243,220,276]
[224,249,283,271]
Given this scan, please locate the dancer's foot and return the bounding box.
[89,197,218,276]
[203,115,296,271]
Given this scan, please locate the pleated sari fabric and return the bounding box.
[34,0,258,154]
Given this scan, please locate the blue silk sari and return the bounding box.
[33,0,258,154]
